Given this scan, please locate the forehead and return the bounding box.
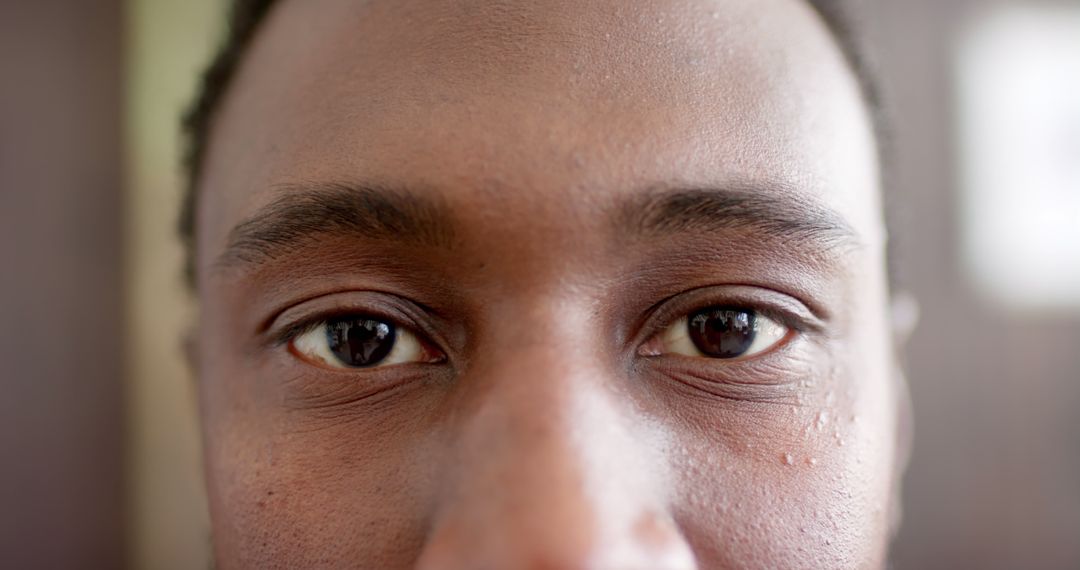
[198,0,882,268]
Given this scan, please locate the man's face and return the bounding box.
[194,0,900,567]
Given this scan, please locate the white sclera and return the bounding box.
[659,312,788,359]
[292,320,426,368]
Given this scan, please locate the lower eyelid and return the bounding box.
[658,367,807,404]
[650,336,816,394]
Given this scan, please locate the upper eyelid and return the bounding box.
[637,286,824,345]
[272,315,332,347]
[267,304,421,349]
[258,286,441,333]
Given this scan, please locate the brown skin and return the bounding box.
[194,0,904,567]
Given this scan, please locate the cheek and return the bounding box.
[203,410,442,567]
[197,334,443,566]
[668,372,895,569]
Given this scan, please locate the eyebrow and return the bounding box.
[217,182,455,269]
[619,184,860,252]
[216,180,859,273]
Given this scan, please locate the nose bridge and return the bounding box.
[454,296,637,517]
[458,338,641,511]
[416,305,696,569]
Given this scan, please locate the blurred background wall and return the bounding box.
[870,1,1080,568]
[125,0,217,567]
[0,0,1077,568]
[1,1,125,567]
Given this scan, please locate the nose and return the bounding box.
[415,335,697,570]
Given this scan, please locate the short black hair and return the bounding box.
[180,0,887,286]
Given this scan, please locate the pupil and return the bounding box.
[325,317,396,367]
[687,307,757,359]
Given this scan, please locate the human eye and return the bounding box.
[289,314,442,369]
[644,306,792,361]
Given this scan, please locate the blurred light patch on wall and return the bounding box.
[125,0,221,567]
[957,4,1080,312]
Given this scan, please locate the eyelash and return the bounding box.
[274,316,335,347]
[272,308,418,349]
[637,289,817,340]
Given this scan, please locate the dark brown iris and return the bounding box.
[326,317,396,367]
[687,307,757,359]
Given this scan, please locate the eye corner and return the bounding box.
[636,336,665,358]
[286,338,336,369]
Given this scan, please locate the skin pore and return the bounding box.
[193,0,904,567]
